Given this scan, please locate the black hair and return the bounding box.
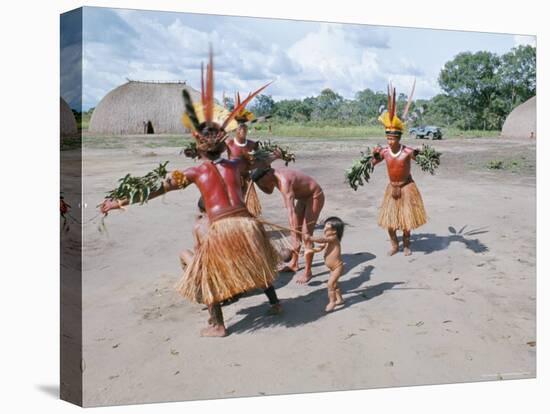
[250,167,273,183]
[323,216,345,241]
[197,197,206,213]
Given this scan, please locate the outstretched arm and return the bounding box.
[100,168,192,214]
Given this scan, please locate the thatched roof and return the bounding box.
[89,81,201,135]
[60,97,78,138]
[501,96,536,139]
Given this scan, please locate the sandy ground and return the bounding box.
[66,135,535,406]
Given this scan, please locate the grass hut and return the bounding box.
[501,96,536,139]
[89,81,200,135]
[60,97,78,138]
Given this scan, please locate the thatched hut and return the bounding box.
[501,96,536,139]
[89,81,200,135]
[60,97,78,138]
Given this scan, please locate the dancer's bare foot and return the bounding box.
[387,245,399,256]
[266,303,283,315]
[403,247,412,256]
[278,264,298,273]
[295,272,312,284]
[325,301,336,312]
[200,325,227,337]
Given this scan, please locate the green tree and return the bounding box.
[438,51,501,129]
[250,94,275,116]
[498,45,536,111]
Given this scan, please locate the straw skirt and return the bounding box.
[378,181,427,231]
[176,212,279,305]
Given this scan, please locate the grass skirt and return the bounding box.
[378,181,427,230]
[176,213,279,305]
[244,179,262,217]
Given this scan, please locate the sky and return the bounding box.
[61,6,536,111]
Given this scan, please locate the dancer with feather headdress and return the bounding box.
[100,49,281,337]
[371,81,428,256]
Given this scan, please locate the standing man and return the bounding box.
[371,84,427,256]
[225,96,264,216]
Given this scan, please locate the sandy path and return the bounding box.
[73,136,535,406]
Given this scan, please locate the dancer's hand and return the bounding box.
[99,199,121,214]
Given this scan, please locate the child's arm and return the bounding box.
[305,234,338,244]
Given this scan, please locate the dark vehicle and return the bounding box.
[409,125,443,140]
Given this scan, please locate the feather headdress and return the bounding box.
[181,48,271,154]
[378,79,416,136]
[234,91,256,124]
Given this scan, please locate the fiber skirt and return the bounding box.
[244,178,262,217]
[176,213,279,305]
[377,181,427,231]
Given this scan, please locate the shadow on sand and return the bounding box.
[410,225,489,254]
[228,257,407,335]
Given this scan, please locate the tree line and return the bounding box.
[238,45,535,131]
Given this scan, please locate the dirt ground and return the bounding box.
[65,134,535,406]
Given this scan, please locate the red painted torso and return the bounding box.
[184,159,247,221]
[380,145,414,182]
[226,138,258,162]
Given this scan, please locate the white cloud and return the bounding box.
[79,9,448,109]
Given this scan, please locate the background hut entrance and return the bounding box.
[144,120,154,134]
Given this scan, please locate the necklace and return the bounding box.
[234,138,248,147]
[389,145,403,158]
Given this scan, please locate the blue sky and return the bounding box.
[62,7,535,110]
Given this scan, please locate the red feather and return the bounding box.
[200,62,205,110]
[387,84,392,122]
[390,87,396,122]
[204,49,214,123]
[221,81,273,130]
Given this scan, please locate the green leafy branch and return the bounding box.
[257,140,296,166]
[105,161,169,205]
[345,147,375,191]
[181,141,199,159]
[415,144,441,175]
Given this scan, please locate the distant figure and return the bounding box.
[143,120,147,134]
[530,132,535,139]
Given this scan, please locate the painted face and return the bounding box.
[386,133,401,149]
[236,125,248,141]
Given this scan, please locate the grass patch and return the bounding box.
[253,123,500,139]
[486,156,531,172]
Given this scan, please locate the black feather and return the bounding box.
[182,90,201,131]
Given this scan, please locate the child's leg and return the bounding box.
[334,265,344,305]
[403,230,412,256]
[335,284,344,305]
[325,266,343,312]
